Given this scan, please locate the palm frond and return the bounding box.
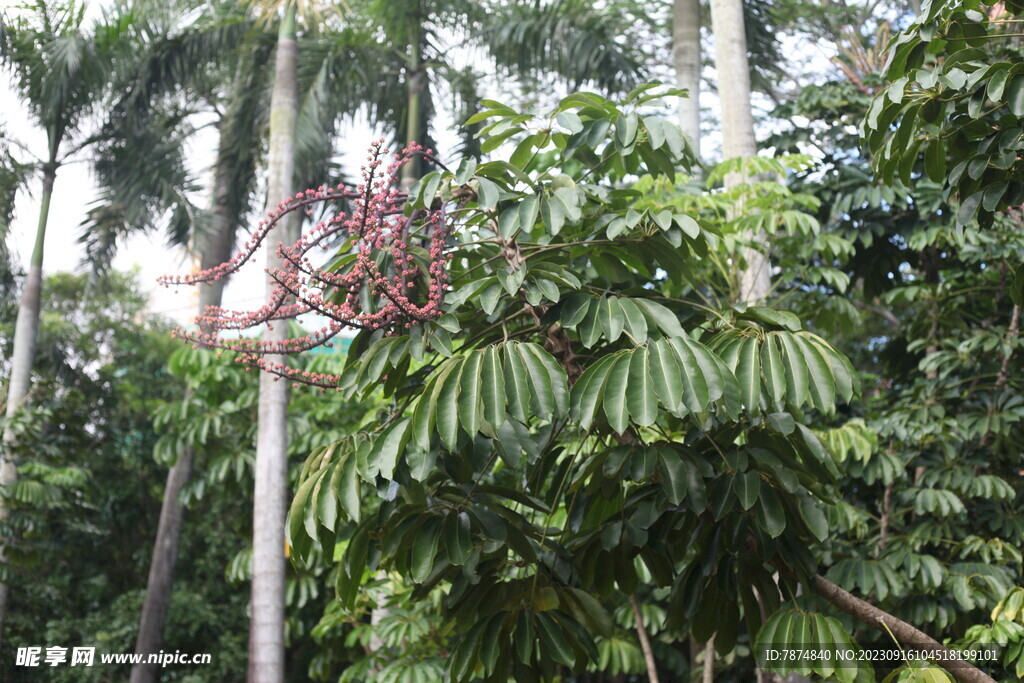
[1,1,133,143]
[79,111,207,274]
[0,133,35,290]
[483,0,645,95]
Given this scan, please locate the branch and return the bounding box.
[811,575,997,683]
[994,304,1020,392]
[629,595,660,683]
[849,296,902,330]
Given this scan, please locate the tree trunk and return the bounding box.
[129,116,240,683]
[709,0,770,304]
[400,6,424,192]
[248,4,299,683]
[629,595,660,683]
[129,447,194,683]
[672,0,701,148]
[702,634,716,683]
[0,165,56,647]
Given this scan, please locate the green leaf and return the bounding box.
[477,177,499,208]
[761,335,786,409]
[957,190,983,225]
[553,187,582,221]
[644,116,666,148]
[450,616,488,681]
[411,516,442,583]
[503,343,530,422]
[515,611,534,664]
[1009,74,1024,116]
[666,338,711,414]
[578,297,602,347]
[510,132,542,169]
[775,333,810,410]
[602,353,632,434]
[436,358,464,449]
[626,347,657,426]
[798,494,829,542]
[517,342,555,417]
[756,486,786,537]
[924,140,946,183]
[736,470,761,511]
[454,157,477,184]
[571,353,619,429]
[367,418,409,480]
[635,298,685,337]
[557,111,584,133]
[618,298,648,343]
[535,612,575,667]
[482,127,524,153]
[794,334,836,414]
[520,343,569,416]
[445,511,472,566]
[648,339,684,414]
[420,171,442,208]
[737,337,762,412]
[616,112,639,148]
[474,613,504,675]
[563,588,614,637]
[747,306,802,331]
[598,296,625,342]
[519,193,540,230]
[431,327,454,357]
[659,448,690,505]
[481,346,506,428]
[458,350,483,436]
[560,293,592,328]
[541,194,565,234]
[1010,263,1024,306]
[497,205,520,239]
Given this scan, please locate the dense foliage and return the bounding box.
[3,0,1024,682]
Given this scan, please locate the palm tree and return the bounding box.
[126,38,273,683]
[0,0,139,642]
[110,5,400,676]
[709,0,770,303]
[248,2,300,680]
[353,0,645,188]
[673,0,701,146]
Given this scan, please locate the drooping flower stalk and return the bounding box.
[161,141,450,387]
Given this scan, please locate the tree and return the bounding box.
[863,0,1024,252]
[673,0,701,144]
[167,86,999,681]
[709,0,771,304]
[0,0,138,641]
[249,2,300,681]
[764,29,1024,683]
[351,0,648,190]
[128,73,271,683]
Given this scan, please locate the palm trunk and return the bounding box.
[709,0,770,304]
[129,123,240,683]
[248,4,299,682]
[0,163,56,646]
[400,9,424,193]
[672,0,701,148]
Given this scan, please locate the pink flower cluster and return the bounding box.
[160,141,451,388]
